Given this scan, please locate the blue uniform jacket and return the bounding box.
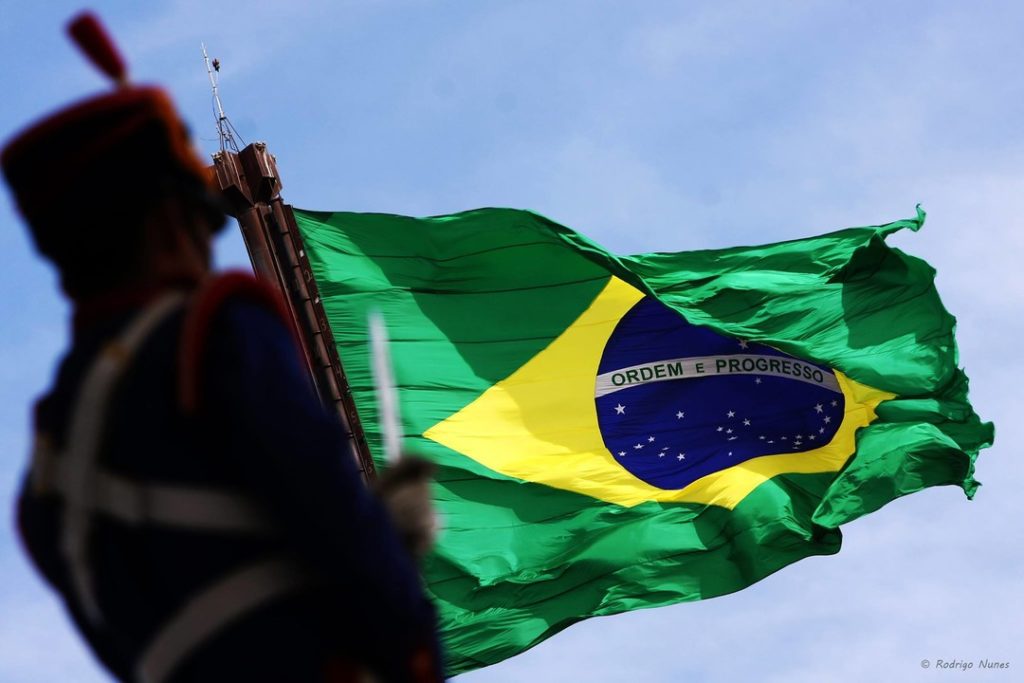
[17,280,442,682]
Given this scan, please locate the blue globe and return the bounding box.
[595,297,844,490]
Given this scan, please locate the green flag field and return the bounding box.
[294,206,992,675]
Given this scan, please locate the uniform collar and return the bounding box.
[72,277,197,334]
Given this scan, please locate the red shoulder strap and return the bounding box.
[178,271,293,416]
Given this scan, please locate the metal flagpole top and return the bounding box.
[201,43,244,154]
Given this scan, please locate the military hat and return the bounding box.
[1,13,225,267]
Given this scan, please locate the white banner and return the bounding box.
[595,353,840,398]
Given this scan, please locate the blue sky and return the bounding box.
[1,1,1020,681]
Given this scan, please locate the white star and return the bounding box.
[819,427,825,434]
[809,435,816,440]
[743,418,751,426]
[728,436,738,441]
[727,410,736,418]
[758,435,765,440]
[677,453,686,461]
[648,436,656,443]
[738,340,749,349]
[755,377,762,384]
[823,416,832,424]
[768,440,774,444]
[781,436,787,440]
[814,404,824,413]
[659,452,666,458]
[716,426,724,432]
[831,400,838,407]
[676,411,685,419]
[660,446,668,451]
[615,404,626,415]
[728,451,733,456]
[634,443,644,450]
[726,428,733,434]
[618,451,626,457]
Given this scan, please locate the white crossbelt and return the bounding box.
[135,556,312,683]
[59,292,188,625]
[30,292,311,683]
[31,443,278,533]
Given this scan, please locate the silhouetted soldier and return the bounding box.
[3,14,442,683]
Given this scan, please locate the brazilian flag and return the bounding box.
[293,206,992,675]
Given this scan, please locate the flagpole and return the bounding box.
[198,48,375,480]
[208,143,378,481]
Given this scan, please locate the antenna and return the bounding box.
[202,43,245,154]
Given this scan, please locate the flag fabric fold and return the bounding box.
[292,206,992,675]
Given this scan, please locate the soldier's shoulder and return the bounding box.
[185,271,292,342]
[187,271,287,331]
[179,271,296,412]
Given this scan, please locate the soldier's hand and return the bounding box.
[374,457,437,559]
